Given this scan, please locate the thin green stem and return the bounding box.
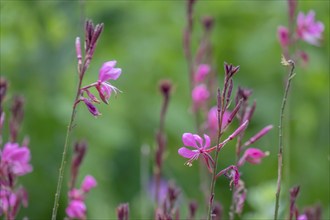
[207,89,224,220]
[51,73,84,220]
[274,60,295,220]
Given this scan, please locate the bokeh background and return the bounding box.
[1,0,329,219]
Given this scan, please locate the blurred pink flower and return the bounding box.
[194,64,210,82]
[207,107,231,134]
[277,26,290,48]
[0,188,16,214]
[178,133,214,168]
[297,214,308,220]
[0,142,32,176]
[192,84,209,107]
[66,200,86,220]
[296,10,324,46]
[148,178,168,205]
[68,188,84,201]
[238,148,269,167]
[0,187,28,217]
[96,61,122,104]
[81,175,97,193]
[66,175,97,219]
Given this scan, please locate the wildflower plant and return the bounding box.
[177,62,273,219]
[277,0,324,64]
[275,1,324,219]
[0,78,32,219]
[180,1,275,219]
[51,19,122,219]
[0,1,326,219]
[65,141,97,220]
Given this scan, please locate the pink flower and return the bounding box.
[0,187,28,217]
[81,175,97,193]
[0,142,32,176]
[297,214,308,220]
[96,61,122,104]
[296,10,324,45]
[192,84,209,107]
[68,188,84,201]
[0,188,16,214]
[178,133,214,168]
[207,107,231,134]
[238,148,269,167]
[194,64,210,82]
[66,175,97,219]
[277,26,290,48]
[66,200,86,220]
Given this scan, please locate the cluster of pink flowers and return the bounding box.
[192,64,211,110]
[66,175,97,220]
[80,60,122,117]
[0,86,32,219]
[0,142,32,218]
[278,10,324,64]
[178,61,274,217]
[72,20,122,118]
[0,142,32,177]
[75,49,122,117]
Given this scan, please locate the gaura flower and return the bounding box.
[297,214,308,220]
[194,64,210,82]
[0,187,28,217]
[296,10,324,46]
[178,133,214,169]
[237,148,269,167]
[68,188,84,201]
[192,84,209,107]
[66,175,97,220]
[207,107,231,134]
[81,175,97,193]
[0,142,32,176]
[66,200,86,220]
[96,61,122,104]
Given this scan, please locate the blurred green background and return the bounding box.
[1,0,329,219]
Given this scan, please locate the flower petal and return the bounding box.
[81,175,97,193]
[182,133,198,148]
[203,134,211,149]
[178,147,197,159]
[99,61,122,82]
[193,134,203,148]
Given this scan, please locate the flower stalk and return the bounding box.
[51,20,104,220]
[207,89,223,220]
[274,58,295,220]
